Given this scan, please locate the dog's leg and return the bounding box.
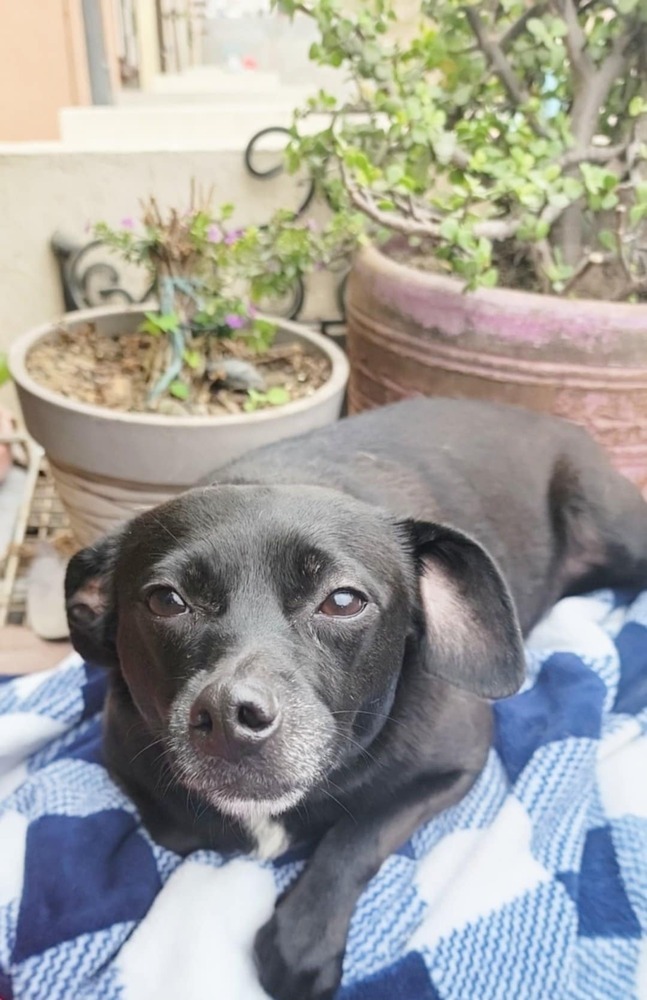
[254,770,475,1000]
[551,441,647,597]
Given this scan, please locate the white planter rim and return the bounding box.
[9,304,349,428]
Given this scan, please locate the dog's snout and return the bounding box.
[188,680,281,761]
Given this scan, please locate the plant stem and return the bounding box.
[463,5,551,139]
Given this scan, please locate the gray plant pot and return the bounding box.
[10,306,349,544]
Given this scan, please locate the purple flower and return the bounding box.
[224,228,244,245]
[120,216,135,230]
[305,218,319,232]
[207,224,223,243]
[225,313,246,329]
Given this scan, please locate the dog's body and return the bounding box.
[65,398,647,1000]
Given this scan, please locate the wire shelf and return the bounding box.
[0,444,72,628]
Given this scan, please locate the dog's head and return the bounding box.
[65,484,523,820]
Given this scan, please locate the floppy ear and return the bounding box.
[65,530,123,668]
[404,520,525,699]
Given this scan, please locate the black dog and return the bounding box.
[65,398,647,1000]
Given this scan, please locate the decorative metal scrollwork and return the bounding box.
[244,126,316,217]
[51,233,153,312]
[243,126,347,339]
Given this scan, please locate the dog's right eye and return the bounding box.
[146,587,188,617]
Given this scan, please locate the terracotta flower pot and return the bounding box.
[346,243,647,496]
[10,306,349,545]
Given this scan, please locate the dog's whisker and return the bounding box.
[342,734,380,767]
[321,780,357,824]
[149,514,187,550]
[330,709,409,731]
[129,736,166,765]
[319,723,380,768]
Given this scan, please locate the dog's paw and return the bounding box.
[254,911,344,1000]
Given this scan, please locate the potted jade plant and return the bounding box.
[277,0,647,496]
[9,192,349,544]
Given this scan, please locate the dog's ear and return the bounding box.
[403,520,525,700]
[65,530,123,667]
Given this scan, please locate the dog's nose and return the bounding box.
[188,680,281,761]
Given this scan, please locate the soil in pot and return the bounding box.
[390,240,546,296]
[389,238,643,301]
[26,323,331,417]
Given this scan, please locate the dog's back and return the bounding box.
[211,397,647,631]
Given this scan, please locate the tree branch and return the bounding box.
[464,7,527,106]
[558,27,634,265]
[499,3,548,50]
[559,140,628,169]
[529,239,556,293]
[571,27,633,145]
[560,251,608,294]
[339,153,579,247]
[555,0,593,85]
[463,6,551,139]
[339,159,520,241]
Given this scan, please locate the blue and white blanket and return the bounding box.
[1,589,646,1000]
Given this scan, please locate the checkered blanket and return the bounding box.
[1,589,646,1000]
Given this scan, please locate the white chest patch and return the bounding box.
[246,816,290,861]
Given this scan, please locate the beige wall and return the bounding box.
[0,0,89,140]
[0,0,121,141]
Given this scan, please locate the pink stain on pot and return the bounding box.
[347,244,647,499]
[358,247,646,352]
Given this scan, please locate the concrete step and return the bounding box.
[148,66,283,96]
[58,103,329,152]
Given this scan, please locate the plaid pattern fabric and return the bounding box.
[0,589,645,1000]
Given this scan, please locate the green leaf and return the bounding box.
[139,318,163,337]
[439,218,461,241]
[266,386,290,406]
[527,18,549,42]
[598,229,616,251]
[243,385,290,411]
[243,390,261,413]
[630,203,647,226]
[599,192,619,211]
[549,17,568,37]
[169,381,190,400]
[183,349,202,370]
[385,163,405,186]
[0,353,10,387]
[629,95,647,118]
[562,178,584,201]
[480,268,499,287]
[245,317,277,354]
[141,311,180,334]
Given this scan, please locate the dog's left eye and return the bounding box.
[146,587,188,617]
[317,589,367,618]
